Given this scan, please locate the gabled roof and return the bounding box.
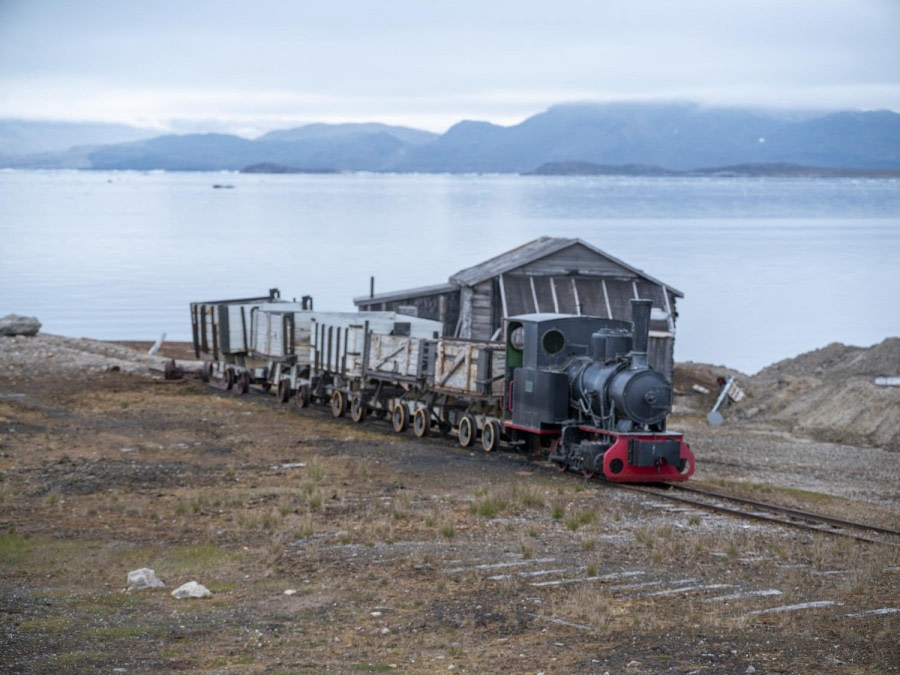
[449,237,683,297]
[355,237,683,307]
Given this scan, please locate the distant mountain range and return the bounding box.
[3,102,900,174]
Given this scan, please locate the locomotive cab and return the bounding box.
[504,313,626,431]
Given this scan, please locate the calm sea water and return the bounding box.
[1,170,898,374]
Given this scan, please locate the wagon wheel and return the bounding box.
[295,384,311,409]
[457,414,477,448]
[223,368,235,391]
[391,404,409,433]
[163,359,182,381]
[481,419,501,452]
[413,408,430,438]
[277,379,291,404]
[350,394,367,424]
[199,362,213,383]
[548,438,567,471]
[236,370,250,395]
[330,390,347,418]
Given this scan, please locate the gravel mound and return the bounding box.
[755,338,900,381]
[741,338,900,451]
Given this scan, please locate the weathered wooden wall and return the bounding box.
[358,240,680,380]
[359,292,460,337]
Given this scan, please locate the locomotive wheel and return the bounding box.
[236,371,250,395]
[295,384,311,409]
[413,408,430,437]
[223,368,235,390]
[330,390,347,418]
[350,395,367,423]
[582,469,595,480]
[481,420,501,452]
[199,362,213,383]
[457,414,477,447]
[277,379,291,403]
[391,404,409,433]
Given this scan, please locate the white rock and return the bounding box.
[171,580,212,599]
[284,589,297,596]
[126,567,165,591]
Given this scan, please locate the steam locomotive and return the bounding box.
[505,299,694,481]
[191,293,693,483]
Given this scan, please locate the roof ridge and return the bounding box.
[449,236,574,284]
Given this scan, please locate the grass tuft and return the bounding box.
[0,533,35,565]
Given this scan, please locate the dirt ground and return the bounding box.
[0,336,898,673]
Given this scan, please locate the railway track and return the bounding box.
[207,381,898,547]
[619,482,900,547]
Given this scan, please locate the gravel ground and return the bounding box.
[0,333,197,377]
[0,334,897,673]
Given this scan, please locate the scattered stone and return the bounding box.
[171,580,212,599]
[284,589,297,596]
[126,567,165,591]
[0,314,41,337]
[744,600,837,617]
[845,607,900,617]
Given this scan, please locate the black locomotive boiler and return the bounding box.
[504,299,694,481]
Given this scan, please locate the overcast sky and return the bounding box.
[1,0,898,135]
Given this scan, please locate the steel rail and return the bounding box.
[618,484,899,547]
[670,484,900,537]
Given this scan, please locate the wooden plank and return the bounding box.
[602,280,612,319]
[438,350,467,387]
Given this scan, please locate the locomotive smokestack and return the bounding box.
[630,299,652,370]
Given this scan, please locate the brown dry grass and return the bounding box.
[0,369,898,672]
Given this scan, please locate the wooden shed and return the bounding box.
[354,237,683,380]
